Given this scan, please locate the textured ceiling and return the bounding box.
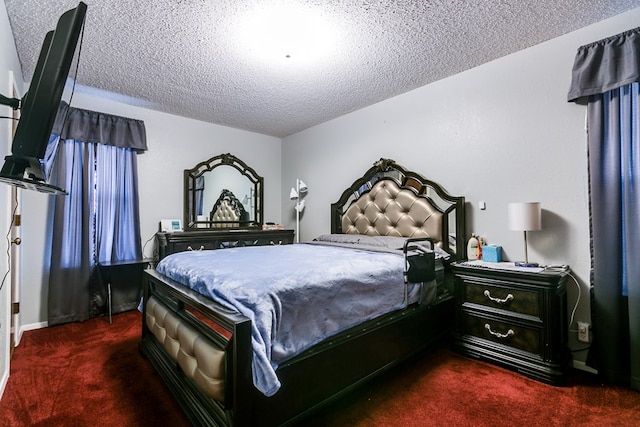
[5,1,640,138]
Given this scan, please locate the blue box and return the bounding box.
[482,245,502,262]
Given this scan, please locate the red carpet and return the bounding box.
[305,346,640,427]
[0,311,190,426]
[0,311,638,426]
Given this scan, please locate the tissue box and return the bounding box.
[482,245,502,262]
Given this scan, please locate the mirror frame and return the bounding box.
[183,153,264,230]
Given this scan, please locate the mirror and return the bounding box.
[184,153,264,229]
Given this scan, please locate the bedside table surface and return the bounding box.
[452,260,569,278]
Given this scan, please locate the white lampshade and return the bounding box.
[295,199,305,213]
[508,202,541,231]
[289,187,298,200]
[298,180,308,193]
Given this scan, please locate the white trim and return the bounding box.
[12,321,23,346]
[19,321,48,336]
[8,74,21,350]
[0,71,16,401]
[0,368,8,401]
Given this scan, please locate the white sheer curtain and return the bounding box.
[94,143,142,263]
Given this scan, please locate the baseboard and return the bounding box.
[12,326,22,347]
[16,321,48,347]
[573,359,598,374]
[0,369,8,401]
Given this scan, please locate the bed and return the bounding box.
[139,158,466,426]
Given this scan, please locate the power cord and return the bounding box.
[543,265,582,332]
[65,16,84,113]
[543,266,593,360]
[566,271,582,332]
[141,232,158,261]
[0,191,19,293]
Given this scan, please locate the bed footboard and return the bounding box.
[139,269,254,426]
[145,296,226,401]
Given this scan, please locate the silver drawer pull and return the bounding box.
[484,323,514,339]
[187,245,205,251]
[484,290,514,304]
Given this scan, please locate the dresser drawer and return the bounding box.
[237,237,290,246]
[170,241,219,252]
[461,312,542,356]
[462,280,541,318]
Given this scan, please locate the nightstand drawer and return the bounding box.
[463,280,540,318]
[461,312,542,355]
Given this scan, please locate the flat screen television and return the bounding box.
[0,2,87,195]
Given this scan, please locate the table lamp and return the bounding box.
[508,202,541,267]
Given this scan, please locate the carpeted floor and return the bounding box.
[0,310,638,426]
[0,311,190,426]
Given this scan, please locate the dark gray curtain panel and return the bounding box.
[47,104,146,326]
[586,87,640,390]
[48,140,95,325]
[568,27,640,391]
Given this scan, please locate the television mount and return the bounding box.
[0,93,21,110]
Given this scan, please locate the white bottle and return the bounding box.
[467,234,479,260]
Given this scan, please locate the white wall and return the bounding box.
[18,91,282,328]
[281,7,640,363]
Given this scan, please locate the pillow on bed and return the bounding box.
[314,234,364,245]
[314,234,411,250]
[314,234,450,258]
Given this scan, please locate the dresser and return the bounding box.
[451,262,571,385]
[156,229,295,260]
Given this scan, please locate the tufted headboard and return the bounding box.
[209,189,249,228]
[331,158,466,261]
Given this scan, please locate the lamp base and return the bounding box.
[515,261,539,268]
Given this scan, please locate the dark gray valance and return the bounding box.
[52,101,147,152]
[567,26,640,103]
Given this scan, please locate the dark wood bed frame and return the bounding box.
[139,159,466,426]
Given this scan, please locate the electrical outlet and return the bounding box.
[578,321,590,343]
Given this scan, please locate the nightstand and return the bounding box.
[451,262,571,385]
[97,258,154,323]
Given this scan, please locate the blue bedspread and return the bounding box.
[155,243,420,396]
